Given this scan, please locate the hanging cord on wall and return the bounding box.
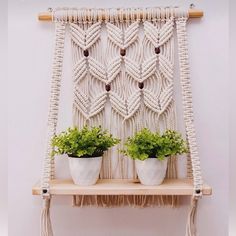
[41,18,66,236]
[175,9,203,236]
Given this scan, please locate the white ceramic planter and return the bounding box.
[135,158,168,186]
[68,156,102,186]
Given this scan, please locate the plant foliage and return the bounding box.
[51,126,120,158]
[123,128,188,161]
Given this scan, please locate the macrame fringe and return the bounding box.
[185,197,198,236]
[40,198,53,236]
[72,195,179,208]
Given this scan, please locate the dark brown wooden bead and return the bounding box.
[42,189,47,194]
[195,189,201,194]
[120,48,126,56]
[155,47,160,54]
[105,84,111,92]
[138,82,144,89]
[83,49,89,57]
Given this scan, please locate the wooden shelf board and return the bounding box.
[32,178,212,196]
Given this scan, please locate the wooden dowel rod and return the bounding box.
[38,9,203,21]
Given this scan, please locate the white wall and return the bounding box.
[229,0,236,235]
[8,0,229,236]
[0,0,8,235]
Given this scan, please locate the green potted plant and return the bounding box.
[123,128,188,186]
[51,126,119,186]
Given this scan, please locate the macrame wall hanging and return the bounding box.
[34,6,212,236]
[71,8,179,207]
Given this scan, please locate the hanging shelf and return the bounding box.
[33,6,212,236]
[32,179,211,196]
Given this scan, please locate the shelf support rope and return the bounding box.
[175,10,203,236]
[41,20,66,236]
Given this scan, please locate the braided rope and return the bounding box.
[41,22,66,197]
[175,15,203,196]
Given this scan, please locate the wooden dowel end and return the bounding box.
[38,12,53,21]
[189,9,204,18]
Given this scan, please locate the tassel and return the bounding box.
[40,198,53,236]
[186,197,198,236]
